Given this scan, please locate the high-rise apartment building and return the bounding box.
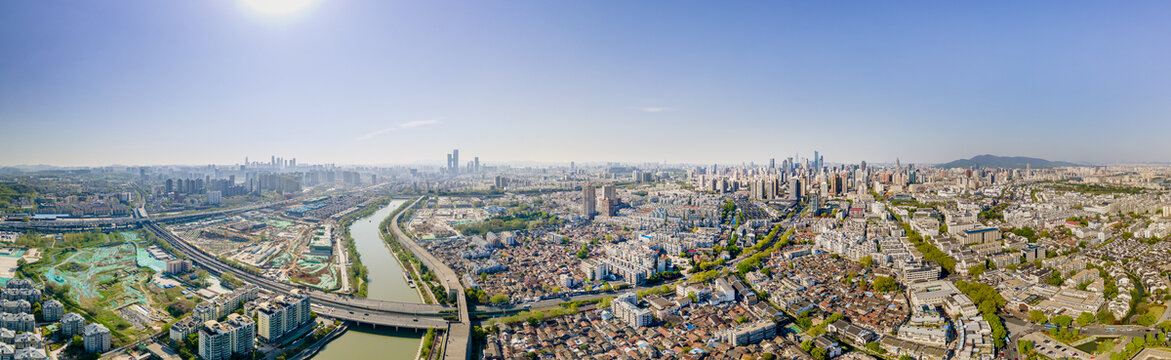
[42,300,63,322]
[582,184,596,220]
[256,292,311,342]
[83,323,111,353]
[198,313,256,360]
[611,293,653,328]
[61,312,85,337]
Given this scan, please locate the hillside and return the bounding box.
[935,155,1079,169]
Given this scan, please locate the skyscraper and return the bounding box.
[789,179,802,201]
[474,157,480,172]
[452,149,460,174]
[602,184,616,200]
[582,184,596,220]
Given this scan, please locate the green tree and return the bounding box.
[810,347,827,360]
[985,313,1007,348]
[859,255,874,268]
[1098,309,1116,324]
[1018,340,1034,355]
[1077,312,1095,327]
[1137,313,1158,326]
[488,294,509,304]
[1029,310,1048,324]
[1158,321,1171,333]
[865,342,885,354]
[969,263,987,278]
[220,272,242,287]
[873,276,898,292]
[1047,271,1064,286]
[195,270,210,287]
[1052,315,1073,328]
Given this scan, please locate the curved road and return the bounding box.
[386,197,470,360]
[145,222,454,319]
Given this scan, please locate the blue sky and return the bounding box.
[2,1,1170,166]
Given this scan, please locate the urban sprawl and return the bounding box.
[1,152,1170,360]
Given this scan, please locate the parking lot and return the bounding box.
[1022,332,1093,360]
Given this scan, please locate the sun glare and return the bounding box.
[241,0,315,16]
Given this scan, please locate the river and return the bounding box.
[314,199,424,359]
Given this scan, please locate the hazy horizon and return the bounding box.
[3,1,1171,166]
[4,154,1167,170]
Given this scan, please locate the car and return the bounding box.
[413,318,418,322]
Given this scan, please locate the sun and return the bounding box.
[241,0,316,16]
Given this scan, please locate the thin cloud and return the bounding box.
[400,119,441,128]
[640,107,671,113]
[356,119,443,141]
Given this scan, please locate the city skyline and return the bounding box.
[3,1,1171,166]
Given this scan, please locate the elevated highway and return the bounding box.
[0,200,293,233]
[144,222,455,317]
[7,196,472,357]
[386,197,470,360]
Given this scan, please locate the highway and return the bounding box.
[386,197,470,360]
[144,222,456,324]
[5,194,471,354]
[311,305,448,329]
[0,199,296,232]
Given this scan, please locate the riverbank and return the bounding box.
[336,197,393,298]
[313,198,426,360]
[290,323,349,360]
[377,197,434,304]
[377,197,447,306]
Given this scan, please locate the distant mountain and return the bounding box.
[935,155,1079,169]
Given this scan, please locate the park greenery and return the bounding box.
[0,183,36,213]
[955,281,1007,348]
[897,220,957,274]
[11,230,171,348]
[1042,181,1147,195]
[455,208,563,235]
[735,226,793,276]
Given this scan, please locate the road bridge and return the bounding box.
[143,222,455,317]
[5,196,472,357]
